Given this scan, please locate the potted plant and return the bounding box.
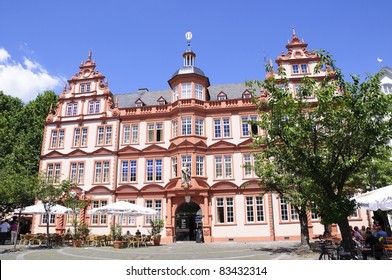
[149,218,164,246]
[111,224,123,249]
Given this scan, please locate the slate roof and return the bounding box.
[115,83,256,108]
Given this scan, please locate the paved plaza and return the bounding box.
[0,240,319,260]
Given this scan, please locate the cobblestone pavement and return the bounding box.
[0,240,319,260]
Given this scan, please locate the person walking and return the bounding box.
[10,218,19,245]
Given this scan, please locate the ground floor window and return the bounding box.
[216,197,235,224]
[145,199,162,224]
[91,200,108,225]
[245,195,265,223]
[41,213,55,225]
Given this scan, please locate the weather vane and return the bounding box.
[185,31,192,50]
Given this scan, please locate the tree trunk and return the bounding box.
[338,218,354,250]
[298,210,310,246]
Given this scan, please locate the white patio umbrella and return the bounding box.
[20,203,73,215]
[351,185,392,211]
[87,201,158,216]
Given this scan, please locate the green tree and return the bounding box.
[61,186,91,240]
[248,51,392,250]
[252,155,313,246]
[35,173,70,245]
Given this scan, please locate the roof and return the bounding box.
[172,66,206,77]
[115,83,255,108]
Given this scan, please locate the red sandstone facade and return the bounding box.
[33,30,368,242]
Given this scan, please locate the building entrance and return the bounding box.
[175,202,202,242]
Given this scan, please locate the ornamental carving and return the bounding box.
[203,228,211,236]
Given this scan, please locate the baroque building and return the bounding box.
[34,30,368,242]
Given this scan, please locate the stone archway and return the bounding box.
[174,201,201,241]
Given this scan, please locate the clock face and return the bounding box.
[185,31,192,41]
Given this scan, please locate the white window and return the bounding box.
[171,157,178,178]
[181,83,192,99]
[146,159,163,182]
[121,160,137,182]
[50,129,64,148]
[41,213,55,225]
[88,101,100,114]
[182,155,192,177]
[80,83,91,93]
[292,64,299,74]
[301,64,308,73]
[216,197,234,224]
[195,118,204,136]
[243,154,256,178]
[246,196,264,223]
[215,155,232,179]
[70,162,84,185]
[94,161,110,183]
[147,122,163,142]
[97,125,112,145]
[214,117,231,138]
[382,84,392,94]
[91,200,107,225]
[46,163,61,184]
[120,199,136,226]
[196,155,204,176]
[173,86,178,101]
[145,199,162,224]
[279,197,299,222]
[73,127,88,147]
[280,198,289,221]
[182,117,192,135]
[195,84,203,100]
[241,115,258,136]
[172,119,178,137]
[123,124,138,144]
[66,103,78,116]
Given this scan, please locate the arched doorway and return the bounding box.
[175,202,202,241]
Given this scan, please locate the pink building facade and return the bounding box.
[33,31,369,243]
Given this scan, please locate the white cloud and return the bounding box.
[0,48,65,103]
[0,48,10,63]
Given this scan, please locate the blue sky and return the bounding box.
[0,0,390,102]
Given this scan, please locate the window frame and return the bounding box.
[245,195,265,224]
[215,197,235,225]
[93,160,110,184]
[50,128,65,149]
[69,161,85,185]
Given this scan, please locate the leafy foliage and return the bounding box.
[0,91,58,215]
[248,50,392,249]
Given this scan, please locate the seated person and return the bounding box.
[362,231,382,260]
[376,226,387,239]
[125,230,131,238]
[135,229,141,237]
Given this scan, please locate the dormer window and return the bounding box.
[242,91,251,99]
[217,92,227,100]
[382,83,392,94]
[135,99,144,107]
[157,97,167,105]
